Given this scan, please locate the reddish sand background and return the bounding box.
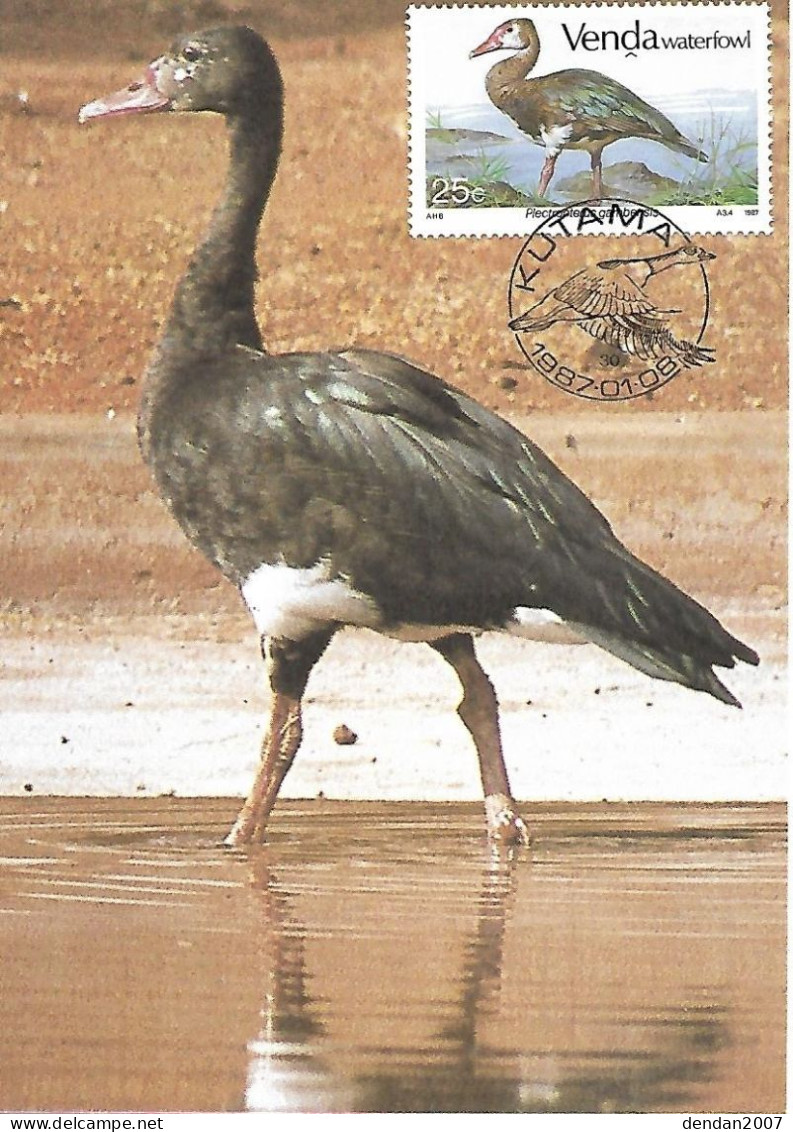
[0,0,788,418]
[0,0,787,803]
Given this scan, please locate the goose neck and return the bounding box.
[164,103,283,356]
[485,43,541,101]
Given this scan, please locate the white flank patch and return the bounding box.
[513,607,563,628]
[383,622,481,643]
[508,606,583,644]
[539,122,574,155]
[241,560,382,641]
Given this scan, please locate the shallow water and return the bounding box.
[0,799,785,1113]
[430,97,758,193]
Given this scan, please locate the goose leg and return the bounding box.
[225,630,333,847]
[431,633,529,846]
[537,152,558,198]
[590,147,604,198]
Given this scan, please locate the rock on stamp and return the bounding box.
[407,2,771,236]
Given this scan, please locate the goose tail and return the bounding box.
[569,622,757,709]
[675,136,709,164]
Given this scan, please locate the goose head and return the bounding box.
[470,18,538,58]
[79,26,280,123]
[598,245,716,275]
[652,245,716,272]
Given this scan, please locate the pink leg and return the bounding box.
[537,152,558,198]
[591,148,604,198]
[432,634,529,846]
[225,631,332,847]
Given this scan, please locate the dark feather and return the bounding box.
[142,344,757,701]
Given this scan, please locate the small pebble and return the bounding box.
[332,723,358,746]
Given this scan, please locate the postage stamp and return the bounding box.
[407,2,772,236]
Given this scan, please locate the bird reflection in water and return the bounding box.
[240,848,729,1113]
[243,854,351,1112]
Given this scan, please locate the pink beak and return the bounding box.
[78,64,171,123]
[469,29,504,58]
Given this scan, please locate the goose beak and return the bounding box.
[79,64,171,123]
[470,31,502,58]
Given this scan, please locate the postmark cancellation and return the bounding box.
[507,200,715,401]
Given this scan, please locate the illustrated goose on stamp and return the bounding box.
[407,2,771,236]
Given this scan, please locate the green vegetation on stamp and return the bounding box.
[424,110,758,209]
[425,115,539,208]
[661,114,759,207]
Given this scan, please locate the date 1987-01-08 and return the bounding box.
[524,340,685,400]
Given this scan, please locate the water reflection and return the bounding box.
[0,800,783,1113]
[245,852,527,1112]
[238,810,776,1114]
[245,855,351,1111]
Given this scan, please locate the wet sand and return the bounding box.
[0,798,785,1113]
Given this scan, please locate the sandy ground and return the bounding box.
[0,2,788,810]
[1,411,786,805]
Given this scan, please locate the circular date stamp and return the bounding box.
[507,199,715,402]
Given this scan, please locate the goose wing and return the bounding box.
[511,265,674,333]
[534,69,705,158]
[554,266,675,320]
[145,346,755,701]
[576,314,715,364]
[551,266,694,358]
